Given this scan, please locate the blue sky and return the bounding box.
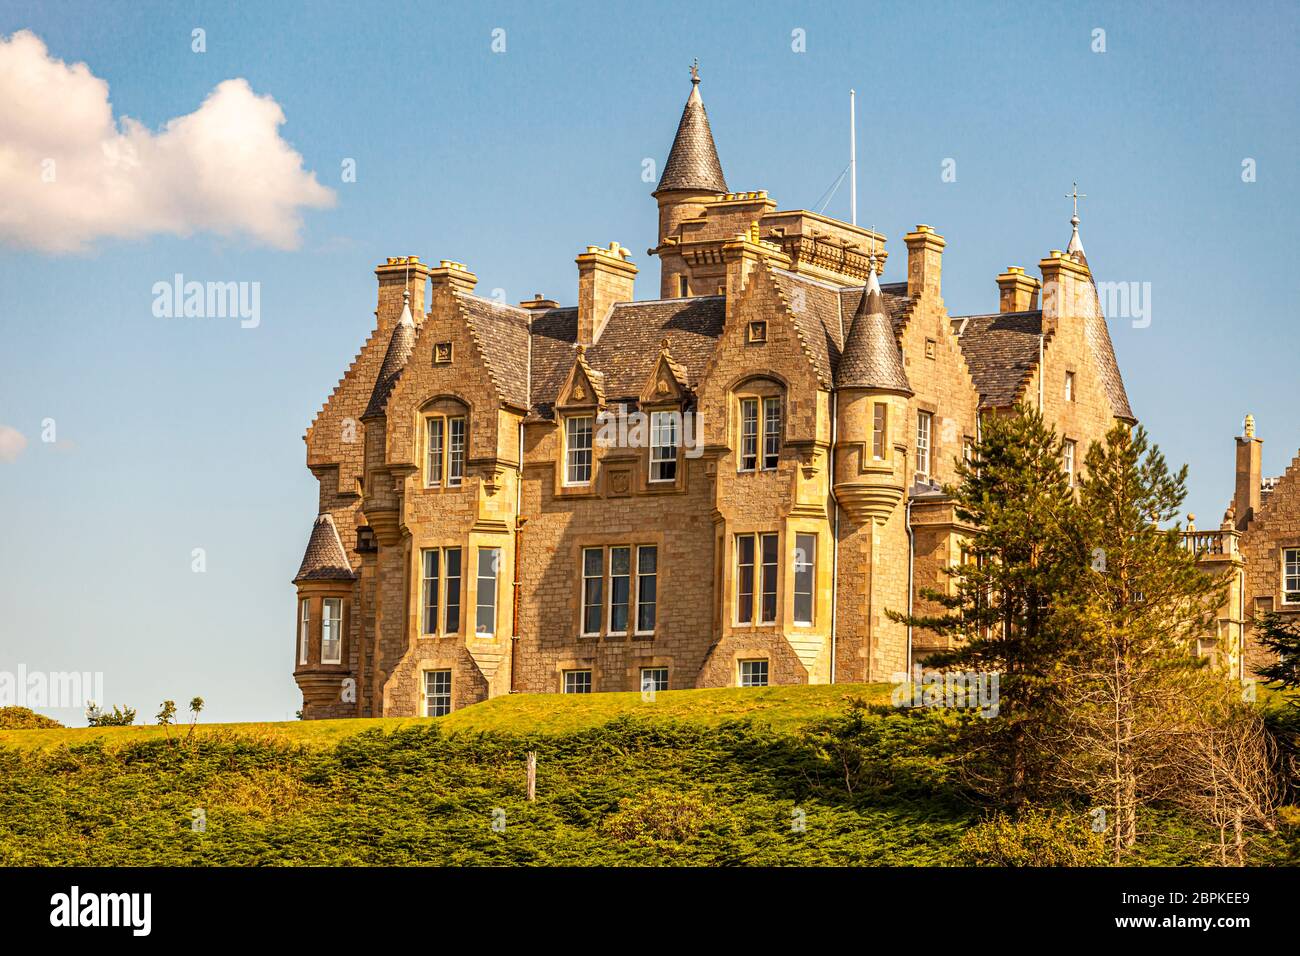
[1,0,1297,722]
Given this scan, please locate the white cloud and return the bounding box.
[0,30,335,253]
[0,426,27,462]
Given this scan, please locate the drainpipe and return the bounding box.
[829,391,840,684]
[1038,334,1045,409]
[510,421,525,692]
[905,495,915,675]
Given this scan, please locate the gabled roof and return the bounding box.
[655,76,727,195]
[456,293,532,411]
[362,295,417,420]
[836,270,911,393]
[769,268,844,387]
[294,513,356,584]
[951,310,1044,409]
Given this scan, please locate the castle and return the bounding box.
[291,69,1139,718]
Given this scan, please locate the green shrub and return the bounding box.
[956,807,1106,866]
[86,704,136,727]
[602,788,720,845]
[0,707,62,729]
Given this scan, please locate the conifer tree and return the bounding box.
[1256,612,1300,694]
[892,404,1081,804]
[1051,422,1226,860]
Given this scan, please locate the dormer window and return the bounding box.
[649,411,679,482]
[425,412,467,488]
[564,415,594,486]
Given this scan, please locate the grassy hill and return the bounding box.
[1,685,1295,866]
[0,683,894,751]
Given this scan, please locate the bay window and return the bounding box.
[475,547,501,636]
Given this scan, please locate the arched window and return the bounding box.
[422,398,468,489]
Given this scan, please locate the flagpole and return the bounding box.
[849,89,857,226]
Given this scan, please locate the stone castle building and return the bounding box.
[291,70,1138,718]
[1187,415,1300,679]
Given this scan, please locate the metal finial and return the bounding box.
[690,58,700,84]
[1067,182,1086,224]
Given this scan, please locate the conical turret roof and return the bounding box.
[655,65,727,195]
[362,292,417,420]
[836,266,911,393]
[293,512,356,584]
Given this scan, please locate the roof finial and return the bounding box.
[690,58,700,84]
[1066,182,1087,257]
[1244,413,1255,438]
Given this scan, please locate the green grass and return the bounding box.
[0,683,894,751]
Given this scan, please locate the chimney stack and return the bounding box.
[1038,249,1090,335]
[375,256,431,331]
[576,242,637,346]
[903,225,945,300]
[1234,414,1263,531]
[428,260,478,300]
[996,267,1040,313]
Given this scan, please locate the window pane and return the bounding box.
[740,660,768,687]
[609,546,630,633]
[740,398,758,471]
[426,418,444,486]
[564,670,592,694]
[425,670,451,717]
[794,534,815,625]
[636,546,657,633]
[476,548,500,635]
[448,417,466,486]
[422,549,439,635]
[650,411,678,482]
[762,397,781,470]
[737,535,755,624]
[322,598,342,664]
[444,548,461,633]
[1286,549,1300,602]
[299,599,310,664]
[916,412,932,476]
[582,547,603,635]
[640,668,668,692]
[566,416,593,485]
[760,533,778,623]
[872,404,887,460]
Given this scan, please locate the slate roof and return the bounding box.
[456,294,532,411]
[769,269,844,387]
[362,297,417,420]
[1080,279,1134,420]
[951,310,1044,409]
[294,513,356,583]
[836,273,912,392]
[655,79,727,194]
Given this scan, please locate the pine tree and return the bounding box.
[1256,612,1300,694]
[891,404,1081,804]
[1051,422,1226,861]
